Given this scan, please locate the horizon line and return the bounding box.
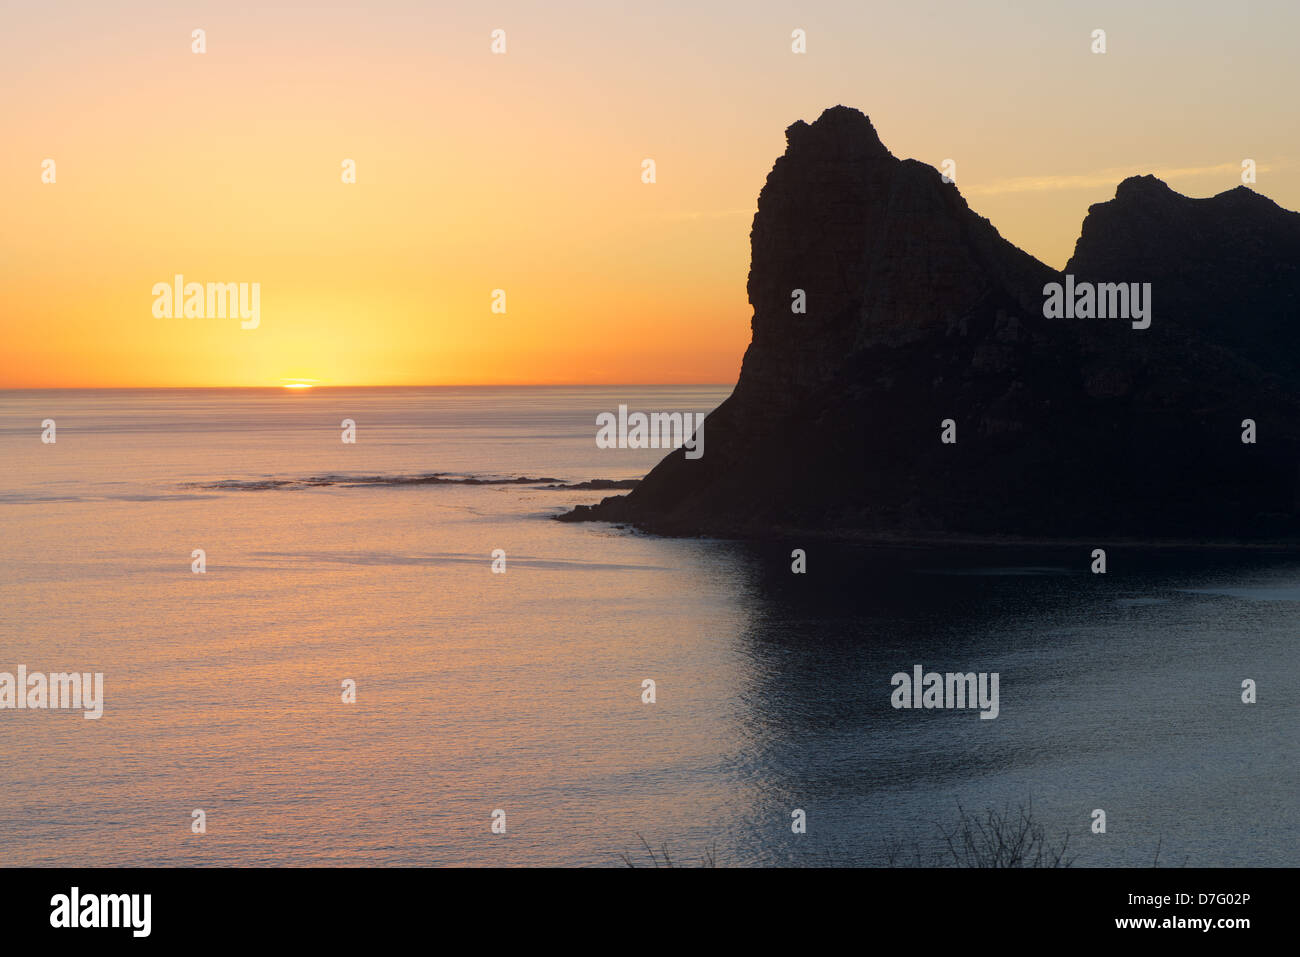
[0,382,737,390]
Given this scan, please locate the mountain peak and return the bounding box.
[784,104,893,160]
[1213,183,1283,211]
[1114,174,1175,202]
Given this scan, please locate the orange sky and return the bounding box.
[3,1,1296,387]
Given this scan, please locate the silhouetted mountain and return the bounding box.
[1068,175,1300,383]
[563,106,1300,541]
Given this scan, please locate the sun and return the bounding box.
[281,378,319,390]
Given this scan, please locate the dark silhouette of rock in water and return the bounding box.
[562,106,1300,541]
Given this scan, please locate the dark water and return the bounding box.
[716,544,1297,866]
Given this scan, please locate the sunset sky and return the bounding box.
[3,0,1297,387]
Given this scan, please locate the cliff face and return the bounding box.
[564,106,1300,540]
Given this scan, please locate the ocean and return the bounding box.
[0,386,1295,866]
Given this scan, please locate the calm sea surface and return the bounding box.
[0,387,1295,866]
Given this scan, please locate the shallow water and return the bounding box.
[1,388,1295,866]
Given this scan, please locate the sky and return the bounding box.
[2,0,1297,387]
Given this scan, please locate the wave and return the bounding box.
[0,491,225,505]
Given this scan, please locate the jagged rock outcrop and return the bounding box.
[562,106,1300,540]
